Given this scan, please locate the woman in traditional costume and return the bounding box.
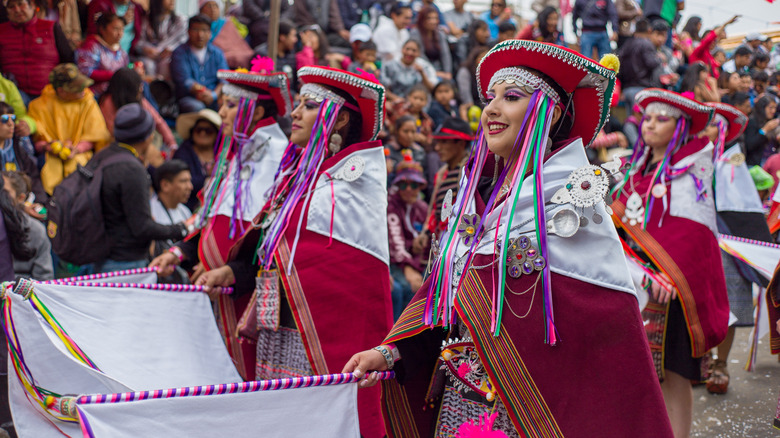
[196,67,393,438]
[703,102,772,394]
[149,58,292,379]
[611,88,728,437]
[343,40,672,437]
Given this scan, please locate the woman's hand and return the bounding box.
[650,272,676,304]
[341,349,389,388]
[194,265,236,300]
[762,119,779,137]
[404,265,423,293]
[149,251,180,276]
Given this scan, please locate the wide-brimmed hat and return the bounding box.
[475,40,619,147]
[297,66,386,143]
[217,63,292,117]
[176,109,222,140]
[49,63,93,93]
[433,117,474,141]
[704,102,748,145]
[635,88,714,135]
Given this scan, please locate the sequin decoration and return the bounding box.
[332,156,365,182]
[505,236,546,278]
[457,213,482,246]
[441,189,454,222]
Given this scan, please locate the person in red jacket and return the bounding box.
[0,0,74,103]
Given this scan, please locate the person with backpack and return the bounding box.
[93,103,188,273]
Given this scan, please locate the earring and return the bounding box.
[329,132,343,154]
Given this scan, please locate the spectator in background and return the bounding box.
[428,80,458,129]
[170,14,228,114]
[2,170,53,280]
[618,19,659,107]
[243,0,291,48]
[456,45,491,110]
[373,2,411,62]
[0,0,74,104]
[616,0,641,49]
[444,0,473,40]
[689,15,738,80]
[722,46,752,75]
[291,0,351,50]
[750,52,770,75]
[335,0,372,37]
[572,0,618,60]
[455,19,489,70]
[87,0,146,56]
[150,159,192,227]
[35,0,81,49]
[100,68,177,158]
[386,115,426,181]
[76,13,130,99]
[96,103,188,273]
[479,0,515,41]
[382,39,438,101]
[0,102,45,203]
[740,32,767,54]
[172,108,221,211]
[649,20,678,87]
[296,24,350,70]
[719,71,748,105]
[136,0,188,80]
[678,15,702,58]
[347,40,379,76]
[752,71,769,100]
[0,175,33,277]
[640,0,680,48]
[731,91,752,118]
[255,20,298,88]
[387,158,428,320]
[744,96,779,166]
[0,73,37,140]
[28,64,111,195]
[426,117,472,235]
[496,21,517,42]
[199,0,253,69]
[410,6,453,79]
[517,6,563,45]
[679,61,719,103]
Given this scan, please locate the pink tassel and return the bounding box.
[457,413,509,438]
[250,56,275,73]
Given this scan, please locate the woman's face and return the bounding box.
[396,120,417,147]
[401,42,419,65]
[191,119,218,148]
[289,97,321,146]
[545,12,558,32]
[481,81,532,160]
[0,112,15,141]
[727,73,741,92]
[423,12,438,31]
[641,112,678,150]
[218,95,239,137]
[697,69,709,83]
[100,18,125,46]
[200,1,220,21]
[475,25,490,44]
[162,0,175,12]
[397,179,422,204]
[766,102,778,120]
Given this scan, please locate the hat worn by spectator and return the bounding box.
[176,109,222,140]
[198,0,223,10]
[349,24,372,43]
[433,117,474,142]
[745,32,768,42]
[392,154,427,187]
[49,63,93,93]
[115,103,155,145]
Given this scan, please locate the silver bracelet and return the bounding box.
[373,345,394,370]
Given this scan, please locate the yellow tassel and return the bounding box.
[44,395,56,409]
[599,54,620,73]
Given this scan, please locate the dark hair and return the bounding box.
[416,6,441,56]
[389,1,411,16]
[681,16,702,41]
[302,26,331,61]
[106,68,143,110]
[752,52,770,68]
[651,19,669,33]
[717,71,738,90]
[189,14,212,29]
[358,40,377,52]
[753,70,769,82]
[96,12,126,30]
[149,0,181,39]
[402,38,421,51]
[679,62,709,94]
[732,91,750,107]
[536,6,559,40]
[432,80,455,95]
[256,94,279,121]
[407,83,429,99]
[498,21,517,34]
[733,46,752,58]
[467,19,489,47]
[279,20,294,38]
[0,102,14,115]
[634,18,650,34]
[753,95,777,127]
[153,159,190,193]
[395,114,417,132]
[1,171,30,199]
[0,177,33,261]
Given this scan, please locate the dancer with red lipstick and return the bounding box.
[343,41,672,437]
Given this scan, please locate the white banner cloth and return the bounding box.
[718,236,780,280]
[76,383,360,438]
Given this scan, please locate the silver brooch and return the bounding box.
[332,156,365,182]
[551,157,619,227]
